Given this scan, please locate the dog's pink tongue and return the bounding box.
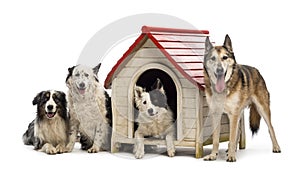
[79,89,85,95]
[215,75,225,93]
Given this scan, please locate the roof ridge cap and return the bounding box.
[142,25,209,34]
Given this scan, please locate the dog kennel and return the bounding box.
[104,26,245,158]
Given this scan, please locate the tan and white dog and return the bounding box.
[23,90,70,154]
[203,35,281,162]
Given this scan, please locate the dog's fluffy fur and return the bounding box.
[133,79,175,159]
[22,90,70,154]
[65,63,112,153]
[203,35,281,162]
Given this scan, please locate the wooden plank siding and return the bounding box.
[183,124,230,140]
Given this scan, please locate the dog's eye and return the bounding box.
[43,96,49,103]
[223,56,228,60]
[75,73,80,77]
[84,73,89,77]
[52,95,58,102]
[211,56,216,61]
[143,101,147,105]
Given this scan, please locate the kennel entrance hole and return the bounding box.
[136,69,177,119]
[134,69,177,135]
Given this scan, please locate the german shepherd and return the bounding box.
[203,35,281,162]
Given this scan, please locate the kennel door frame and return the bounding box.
[127,63,183,139]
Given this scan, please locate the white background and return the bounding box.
[0,0,298,169]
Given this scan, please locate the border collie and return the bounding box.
[133,79,176,159]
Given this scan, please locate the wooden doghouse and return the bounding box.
[104,26,245,158]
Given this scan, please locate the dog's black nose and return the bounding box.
[148,108,153,114]
[79,82,85,88]
[47,105,54,110]
[216,67,224,75]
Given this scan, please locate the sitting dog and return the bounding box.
[22,90,70,154]
[65,63,112,153]
[133,79,175,159]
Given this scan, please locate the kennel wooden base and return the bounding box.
[111,113,245,158]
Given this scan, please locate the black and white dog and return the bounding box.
[23,90,70,154]
[133,79,176,158]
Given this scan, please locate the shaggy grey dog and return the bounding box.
[65,63,111,153]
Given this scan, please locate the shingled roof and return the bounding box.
[104,26,209,90]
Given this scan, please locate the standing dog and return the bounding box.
[134,79,175,159]
[23,90,70,154]
[65,63,111,153]
[203,35,281,162]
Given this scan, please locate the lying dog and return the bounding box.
[65,63,112,153]
[23,90,70,154]
[133,79,175,159]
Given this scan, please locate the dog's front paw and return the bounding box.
[273,145,281,153]
[88,144,100,153]
[64,143,75,153]
[134,150,144,159]
[226,155,236,162]
[46,145,57,155]
[56,145,65,154]
[203,153,217,161]
[167,148,175,157]
[226,150,237,162]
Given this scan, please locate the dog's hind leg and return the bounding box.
[252,96,281,153]
[166,130,175,157]
[134,130,144,159]
[22,120,35,145]
[88,123,106,153]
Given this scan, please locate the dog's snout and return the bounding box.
[79,82,85,88]
[148,108,153,114]
[216,67,224,75]
[47,105,54,111]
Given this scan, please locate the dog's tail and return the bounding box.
[104,91,112,127]
[79,133,93,150]
[22,120,35,145]
[249,103,261,135]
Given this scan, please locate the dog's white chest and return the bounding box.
[208,92,226,114]
[73,100,104,137]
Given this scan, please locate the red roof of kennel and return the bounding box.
[104,26,209,90]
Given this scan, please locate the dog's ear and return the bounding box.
[151,78,165,94]
[205,36,213,54]
[57,91,67,106]
[32,91,44,105]
[56,91,67,117]
[134,86,144,98]
[223,34,233,53]
[93,63,101,75]
[66,66,75,84]
[93,63,101,82]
